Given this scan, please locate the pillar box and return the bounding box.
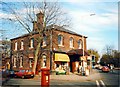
[41,68,50,86]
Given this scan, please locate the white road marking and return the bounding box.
[96,80,100,87]
[100,80,106,87]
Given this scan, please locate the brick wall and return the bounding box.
[52,29,87,52]
[11,28,87,71]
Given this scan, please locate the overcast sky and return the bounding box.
[0,0,119,55]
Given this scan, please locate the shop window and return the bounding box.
[78,39,82,49]
[56,64,59,68]
[13,57,16,67]
[70,37,74,48]
[42,55,47,68]
[87,60,90,65]
[58,35,63,46]
[61,62,67,70]
[15,42,17,50]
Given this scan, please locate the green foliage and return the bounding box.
[88,49,100,64]
[100,50,120,67]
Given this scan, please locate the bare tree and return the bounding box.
[104,45,114,56]
[1,1,71,74]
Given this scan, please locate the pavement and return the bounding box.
[33,69,101,82]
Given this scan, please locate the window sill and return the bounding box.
[42,45,47,47]
[14,50,17,51]
[29,47,34,49]
[19,66,23,68]
[70,47,74,49]
[41,67,47,68]
[78,47,82,49]
[58,45,64,47]
[13,66,16,67]
[20,49,24,50]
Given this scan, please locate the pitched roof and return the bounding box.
[11,25,87,40]
[11,32,38,40]
[47,25,87,38]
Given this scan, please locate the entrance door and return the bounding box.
[70,62,76,72]
[72,62,76,72]
[70,62,72,72]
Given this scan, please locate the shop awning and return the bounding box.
[55,53,70,62]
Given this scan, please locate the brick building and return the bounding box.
[11,12,90,74]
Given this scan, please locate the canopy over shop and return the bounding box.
[54,53,70,71]
[67,49,90,73]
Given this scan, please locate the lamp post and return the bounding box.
[81,13,96,75]
[81,35,85,75]
[82,36,84,57]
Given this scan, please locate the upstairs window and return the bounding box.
[15,42,17,50]
[78,39,82,49]
[29,58,33,68]
[20,40,24,50]
[19,56,23,67]
[13,57,16,67]
[58,35,63,46]
[70,37,74,48]
[42,37,47,47]
[30,38,34,48]
[42,55,47,68]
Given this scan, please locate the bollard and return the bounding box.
[41,68,50,87]
[85,69,89,76]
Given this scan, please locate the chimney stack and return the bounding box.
[32,21,37,32]
[32,11,44,32]
[36,11,44,28]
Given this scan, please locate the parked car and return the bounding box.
[102,66,110,72]
[55,67,66,75]
[94,64,103,70]
[15,69,34,79]
[56,70,66,75]
[2,69,10,85]
[9,70,17,78]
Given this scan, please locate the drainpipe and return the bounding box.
[82,36,85,75]
[10,41,13,70]
[82,36,84,57]
[50,29,53,72]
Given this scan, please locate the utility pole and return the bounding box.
[50,28,53,72]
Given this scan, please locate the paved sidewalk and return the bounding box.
[50,69,101,81]
[33,69,101,81]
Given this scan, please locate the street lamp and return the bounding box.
[90,13,96,16]
[81,13,96,75]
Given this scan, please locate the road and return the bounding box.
[97,69,120,86]
[2,69,120,87]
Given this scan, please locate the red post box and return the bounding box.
[41,68,50,86]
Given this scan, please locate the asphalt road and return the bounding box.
[97,69,120,86]
[2,69,120,87]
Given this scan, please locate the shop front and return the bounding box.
[53,53,70,74]
[67,49,90,74]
